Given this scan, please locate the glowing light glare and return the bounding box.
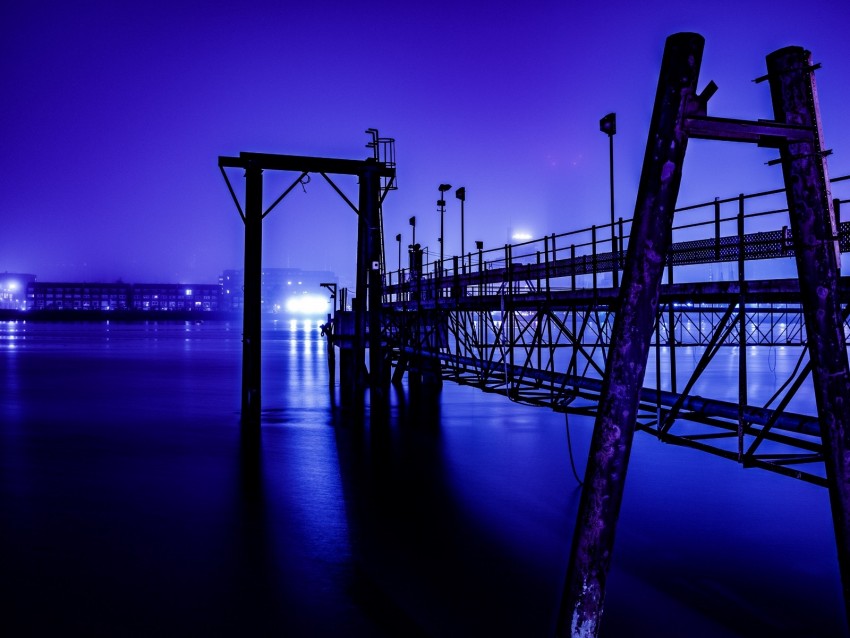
[185,289,192,296]
[284,294,329,315]
[512,231,532,241]
[7,281,19,291]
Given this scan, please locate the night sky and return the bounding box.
[2,1,849,289]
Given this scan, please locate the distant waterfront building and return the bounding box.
[21,269,334,314]
[131,283,221,311]
[26,281,221,312]
[28,282,131,311]
[220,268,337,314]
[0,273,36,310]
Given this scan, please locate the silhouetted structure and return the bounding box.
[219,131,396,426]
[379,33,849,637]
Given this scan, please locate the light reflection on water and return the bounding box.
[0,320,845,637]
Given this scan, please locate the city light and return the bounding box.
[284,294,329,315]
[512,231,533,241]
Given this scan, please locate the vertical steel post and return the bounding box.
[353,182,369,397]
[609,130,618,288]
[737,195,747,461]
[617,218,624,273]
[667,258,677,395]
[557,32,703,637]
[714,197,721,261]
[591,225,598,291]
[767,46,850,623]
[570,244,576,291]
[361,164,387,397]
[241,162,263,426]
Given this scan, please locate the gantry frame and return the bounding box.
[219,141,395,425]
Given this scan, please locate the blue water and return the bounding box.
[0,320,845,636]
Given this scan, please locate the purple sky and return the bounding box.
[2,1,849,288]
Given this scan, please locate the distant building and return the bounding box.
[26,281,221,312]
[28,281,131,311]
[0,273,36,310]
[131,283,221,311]
[220,268,337,314]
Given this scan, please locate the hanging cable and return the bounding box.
[565,412,584,486]
[299,174,311,193]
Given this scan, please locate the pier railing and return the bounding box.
[383,174,849,303]
[380,173,850,487]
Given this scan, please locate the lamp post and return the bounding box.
[600,112,617,287]
[456,187,466,271]
[438,184,452,264]
[409,215,416,247]
[395,233,402,272]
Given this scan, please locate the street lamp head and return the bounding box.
[475,240,484,250]
[438,183,452,193]
[395,233,401,242]
[599,112,616,136]
[455,186,466,201]
[437,199,446,207]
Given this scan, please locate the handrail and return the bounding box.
[385,173,849,292]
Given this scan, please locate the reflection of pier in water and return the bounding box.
[222,33,850,637]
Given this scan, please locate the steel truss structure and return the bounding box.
[386,280,850,487]
[381,34,850,633]
[384,190,849,486]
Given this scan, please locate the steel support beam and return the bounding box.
[361,164,388,398]
[557,32,703,637]
[241,162,263,426]
[767,45,850,624]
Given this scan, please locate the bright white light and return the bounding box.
[284,294,329,315]
[512,232,532,241]
[7,281,18,291]
[185,289,192,296]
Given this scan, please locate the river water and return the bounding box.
[0,320,845,636]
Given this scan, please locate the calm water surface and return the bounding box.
[0,320,845,636]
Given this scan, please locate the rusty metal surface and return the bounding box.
[767,45,850,626]
[556,32,705,637]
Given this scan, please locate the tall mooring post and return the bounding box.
[767,46,850,622]
[559,32,850,635]
[241,161,264,426]
[557,33,703,637]
[354,163,389,396]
